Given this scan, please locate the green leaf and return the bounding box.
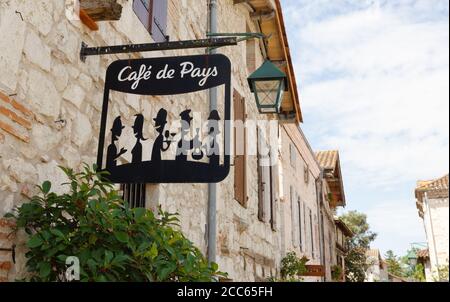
[104,250,114,265]
[134,208,146,222]
[42,181,51,194]
[89,234,97,245]
[28,235,44,248]
[49,229,65,239]
[210,262,219,272]
[149,242,158,260]
[114,231,129,243]
[39,262,51,278]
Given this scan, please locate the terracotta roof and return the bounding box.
[417,249,429,259]
[315,150,339,171]
[316,150,346,207]
[416,174,449,192]
[415,174,449,217]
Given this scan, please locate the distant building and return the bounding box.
[415,174,449,281]
[334,218,353,282]
[316,151,348,282]
[365,249,389,282]
[416,249,433,282]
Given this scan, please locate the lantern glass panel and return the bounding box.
[254,80,283,107]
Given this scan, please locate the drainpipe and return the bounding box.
[207,0,218,264]
[316,169,326,282]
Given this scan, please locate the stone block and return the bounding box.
[51,62,69,92]
[26,69,61,118]
[63,84,86,109]
[23,30,51,72]
[3,157,38,184]
[31,124,61,152]
[0,7,26,91]
[71,111,92,148]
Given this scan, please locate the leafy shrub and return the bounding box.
[278,252,309,282]
[331,265,343,282]
[6,164,225,282]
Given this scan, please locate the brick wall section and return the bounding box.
[0,90,33,143]
[0,218,16,282]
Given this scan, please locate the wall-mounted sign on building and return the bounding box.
[96,54,231,184]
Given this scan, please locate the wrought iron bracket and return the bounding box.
[80,37,238,62]
[206,32,269,51]
[0,244,16,264]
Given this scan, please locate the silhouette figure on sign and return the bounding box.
[151,109,173,162]
[205,110,221,166]
[192,127,204,161]
[176,110,199,162]
[106,117,127,169]
[131,114,147,164]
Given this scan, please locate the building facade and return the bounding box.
[415,174,449,282]
[0,0,348,282]
[365,249,388,282]
[315,150,348,281]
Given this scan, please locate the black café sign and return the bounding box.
[96,54,231,184]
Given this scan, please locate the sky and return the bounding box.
[281,0,449,257]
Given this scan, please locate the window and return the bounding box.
[329,231,333,261]
[298,197,303,251]
[289,144,296,169]
[290,186,298,248]
[309,208,314,259]
[234,89,247,207]
[258,127,278,230]
[304,164,309,184]
[133,0,168,42]
[122,183,146,208]
[269,159,278,231]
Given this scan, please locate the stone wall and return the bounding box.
[279,124,323,281]
[0,0,292,281]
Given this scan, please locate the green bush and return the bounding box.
[6,164,226,282]
[331,265,343,282]
[277,252,309,282]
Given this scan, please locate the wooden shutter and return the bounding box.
[234,90,247,207]
[152,0,168,42]
[133,0,152,32]
[270,152,278,231]
[257,127,264,221]
[290,144,296,169]
[298,197,303,251]
[309,208,314,258]
[290,186,298,248]
[133,0,168,42]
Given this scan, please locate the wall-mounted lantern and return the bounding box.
[407,250,418,267]
[247,60,288,114]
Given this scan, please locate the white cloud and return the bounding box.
[285,0,449,188]
[282,0,448,254]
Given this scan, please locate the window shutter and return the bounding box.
[257,128,264,221]
[298,197,302,251]
[133,0,168,42]
[290,144,296,169]
[270,156,278,231]
[152,0,168,42]
[133,0,152,32]
[309,208,314,258]
[234,90,247,207]
[290,187,298,248]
